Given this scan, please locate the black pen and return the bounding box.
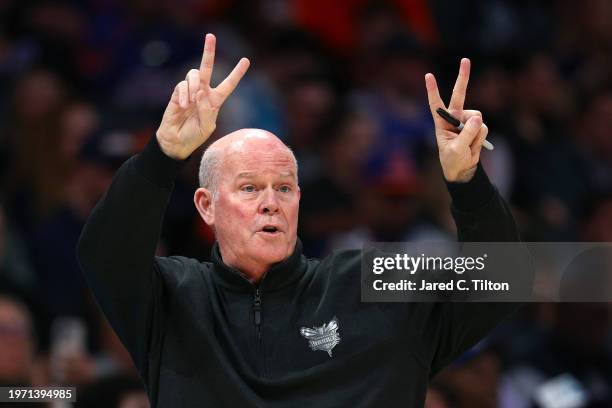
[436,108,494,150]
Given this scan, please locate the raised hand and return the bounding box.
[425,58,488,182]
[156,34,250,160]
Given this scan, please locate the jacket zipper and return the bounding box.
[253,288,262,339]
[253,288,265,374]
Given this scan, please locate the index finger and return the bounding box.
[199,33,216,87]
[424,73,446,127]
[448,58,470,111]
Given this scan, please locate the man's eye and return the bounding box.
[279,185,291,193]
[241,185,256,193]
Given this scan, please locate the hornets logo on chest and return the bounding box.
[299,317,341,357]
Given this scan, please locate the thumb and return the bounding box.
[457,115,482,147]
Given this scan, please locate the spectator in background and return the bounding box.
[499,303,612,407]
[329,140,451,250]
[576,92,612,197]
[0,202,37,293]
[0,295,38,386]
[436,345,503,408]
[299,110,376,255]
[284,71,342,184]
[582,196,612,242]
[49,310,141,387]
[500,234,612,407]
[556,0,612,98]
[258,27,334,92]
[31,140,114,325]
[468,61,515,198]
[509,54,587,240]
[351,34,434,173]
[6,69,67,230]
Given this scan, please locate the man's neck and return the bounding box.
[218,247,270,284]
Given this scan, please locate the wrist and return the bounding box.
[444,165,477,183]
[156,129,191,160]
[445,163,495,211]
[134,135,187,188]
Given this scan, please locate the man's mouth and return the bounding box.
[259,225,282,235]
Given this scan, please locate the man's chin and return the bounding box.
[258,249,290,265]
[251,240,293,264]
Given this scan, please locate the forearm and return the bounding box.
[428,164,524,376]
[446,163,520,242]
[76,136,184,365]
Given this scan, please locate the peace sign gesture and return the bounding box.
[425,58,489,182]
[156,34,250,160]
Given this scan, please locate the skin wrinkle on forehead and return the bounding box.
[222,149,296,186]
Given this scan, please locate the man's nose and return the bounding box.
[260,188,279,214]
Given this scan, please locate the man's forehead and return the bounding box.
[225,148,296,174]
[212,128,283,152]
[207,128,297,181]
[226,136,288,155]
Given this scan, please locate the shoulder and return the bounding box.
[313,248,363,282]
[317,247,361,265]
[154,256,212,289]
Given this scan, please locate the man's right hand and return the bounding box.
[156,34,250,160]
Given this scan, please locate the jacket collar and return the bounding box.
[210,239,306,292]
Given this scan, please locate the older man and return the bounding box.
[78,34,519,407]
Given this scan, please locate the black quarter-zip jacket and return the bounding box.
[77,137,522,407]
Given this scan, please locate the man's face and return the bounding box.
[209,138,300,271]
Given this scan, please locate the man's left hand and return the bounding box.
[425,58,489,183]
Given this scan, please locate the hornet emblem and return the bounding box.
[299,317,341,357]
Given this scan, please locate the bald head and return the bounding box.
[198,129,298,195]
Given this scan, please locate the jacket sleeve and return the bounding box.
[428,163,524,376]
[76,136,185,372]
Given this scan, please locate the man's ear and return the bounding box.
[194,187,215,225]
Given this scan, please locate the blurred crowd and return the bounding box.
[1,0,612,407]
